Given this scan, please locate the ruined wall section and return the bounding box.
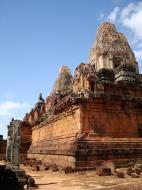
[20,121,32,162]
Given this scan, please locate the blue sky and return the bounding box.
[0,0,142,138]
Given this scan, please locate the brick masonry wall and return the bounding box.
[27,83,142,170]
[20,122,32,162]
[81,98,142,138]
[31,107,81,143]
[0,139,6,160]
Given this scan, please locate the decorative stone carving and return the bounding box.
[35,93,45,110]
[114,63,138,82]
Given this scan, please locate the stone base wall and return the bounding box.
[27,106,81,169]
[75,137,142,170]
[27,93,142,170]
[28,154,76,168]
[81,98,142,138]
[28,135,142,170]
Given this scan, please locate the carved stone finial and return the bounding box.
[35,93,45,110]
[30,108,34,113]
[38,93,45,102]
[25,113,28,116]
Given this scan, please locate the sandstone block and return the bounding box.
[116,171,125,178]
[127,167,133,176]
[64,166,74,174]
[131,172,139,178]
[96,167,111,176]
[52,164,59,172]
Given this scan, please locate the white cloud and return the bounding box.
[0,101,28,116]
[123,13,142,39]
[134,50,142,61]
[121,2,142,20]
[120,2,142,63]
[120,3,135,19]
[109,2,142,42]
[107,7,120,22]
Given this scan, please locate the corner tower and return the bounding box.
[89,22,139,81]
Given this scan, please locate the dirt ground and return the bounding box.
[23,166,142,190]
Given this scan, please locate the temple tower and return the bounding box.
[89,22,139,82]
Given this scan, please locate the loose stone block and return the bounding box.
[116,171,125,178]
[96,167,111,176]
[131,172,139,178]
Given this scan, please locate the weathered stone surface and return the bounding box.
[64,166,74,174]
[127,167,133,176]
[89,22,138,72]
[131,172,139,178]
[5,120,28,188]
[116,171,125,178]
[6,120,21,169]
[51,163,59,172]
[96,167,111,176]
[0,135,6,160]
[28,176,35,187]
[6,120,32,164]
[20,121,32,162]
[52,65,73,96]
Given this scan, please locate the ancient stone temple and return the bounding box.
[17,22,142,170]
